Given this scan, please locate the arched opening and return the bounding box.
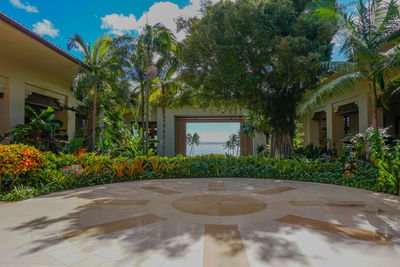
[175,116,251,156]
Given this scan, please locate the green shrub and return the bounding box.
[0,143,388,201]
[0,185,40,201]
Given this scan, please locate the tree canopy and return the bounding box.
[178,0,335,157]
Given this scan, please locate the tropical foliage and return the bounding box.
[67,34,131,151]
[300,0,400,128]
[0,143,388,201]
[0,106,66,151]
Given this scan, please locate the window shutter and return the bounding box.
[0,76,7,94]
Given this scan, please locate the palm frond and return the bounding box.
[67,33,91,61]
[382,73,400,107]
[298,72,363,114]
[321,60,357,73]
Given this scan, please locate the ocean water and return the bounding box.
[186,142,240,156]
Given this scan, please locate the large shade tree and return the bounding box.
[67,35,129,151]
[299,0,400,128]
[178,0,334,158]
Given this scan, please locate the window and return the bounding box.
[0,75,7,98]
[344,116,351,134]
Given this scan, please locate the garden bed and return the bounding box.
[1,144,387,201]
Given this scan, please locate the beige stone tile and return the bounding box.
[141,186,180,195]
[276,214,393,245]
[203,224,250,267]
[61,214,167,241]
[85,199,150,206]
[208,182,226,191]
[57,251,91,265]
[70,255,109,267]
[256,186,296,196]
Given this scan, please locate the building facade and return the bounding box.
[0,12,85,141]
[301,81,400,151]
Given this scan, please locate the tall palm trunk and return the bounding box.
[140,80,145,155]
[91,86,98,152]
[145,75,150,155]
[145,49,150,155]
[161,83,166,156]
[370,80,378,129]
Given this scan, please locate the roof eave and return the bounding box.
[0,11,90,71]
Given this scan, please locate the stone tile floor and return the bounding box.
[0,178,399,266]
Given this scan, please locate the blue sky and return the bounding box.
[1,0,353,60]
[1,0,196,58]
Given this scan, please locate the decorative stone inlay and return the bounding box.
[289,201,365,207]
[86,199,150,206]
[276,215,393,245]
[256,186,296,195]
[203,224,250,267]
[141,186,180,195]
[172,194,267,216]
[61,214,166,241]
[208,181,226,191]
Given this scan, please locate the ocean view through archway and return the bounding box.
[186,122,240,156]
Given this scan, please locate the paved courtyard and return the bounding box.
[0,178,399,267]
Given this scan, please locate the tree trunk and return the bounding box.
[370,81,378,129]
[145,74,150,155]
[91,86,98,152]
[140,81,145,155]
[269,130,294,158]
[162,83,166,156]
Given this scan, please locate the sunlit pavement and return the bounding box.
[0,178,399,266]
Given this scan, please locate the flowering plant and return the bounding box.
[0,144,44,191]
[62,164,84,177]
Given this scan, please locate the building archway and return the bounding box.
[175,116,251,156]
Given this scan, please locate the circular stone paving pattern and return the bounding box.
[0,178,399,267]
[172,194,267,216]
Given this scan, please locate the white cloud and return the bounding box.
[10,0,38,13]
[100,0,225,40]
[32,19,59,38]
[101,13,140,36]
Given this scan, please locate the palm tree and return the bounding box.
[125,37,147,153]
[186,133,193,156]
[67,34,128,151]
[300,0,400,128]
[186,132,200,156]
[155,42,181,155]
[230,133,240,156]
[224,139,235,155]
[192,132,200,155]
[137,24,175,154]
